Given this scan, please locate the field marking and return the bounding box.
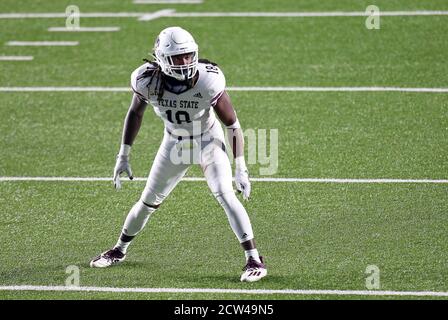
[48,27,120,32]
[230,86,448,93]
[170,11,448,17]
[0,56,33,61]
[1,177,447,184]
[6,41,79,46]
[0,87,129,92]
[0,285,447,297]
[0,13,143,18]
[1,86,448,93]
[1,11,448,19]
[134,0,203,3]
[139,9,176,21]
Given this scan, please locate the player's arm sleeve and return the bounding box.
[209,67,226,107]
[227,122,245,159]
[130,68,149,103]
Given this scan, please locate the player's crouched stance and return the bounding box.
[90,27,267,282]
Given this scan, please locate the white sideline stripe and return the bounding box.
[170,11,448,17]
[139,9,176,21]
[48,27,120,32]
[6,41,79,46]
[134,0,203,3]
[0,285,447,297]
[228,86,448,93]
[1,177,447,184]
[1,86,448,93]
[0,87,129,92]
[0,56,33,61]
[1,11,448,19]
[0,13,143,18]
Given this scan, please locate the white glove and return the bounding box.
[234,157,251,200]
[113,145,133,190]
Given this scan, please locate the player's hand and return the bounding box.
[113,154,133,190]
[235,168,251,200]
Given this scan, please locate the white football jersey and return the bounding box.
[130,61,225,137]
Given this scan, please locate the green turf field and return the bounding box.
[0,0,447,300]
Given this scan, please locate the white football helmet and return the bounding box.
[153,26,199,81]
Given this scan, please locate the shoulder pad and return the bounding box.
[130,62,159,101]
[137,62,158,80]
[197,63,226,106]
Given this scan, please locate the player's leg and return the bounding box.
[200,125,267,282]
[119,147,190,240]
[90,133,189,267]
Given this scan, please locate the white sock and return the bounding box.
[114,239,131,254]
[245,249,260,263]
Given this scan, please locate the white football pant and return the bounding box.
[121,122,254,243]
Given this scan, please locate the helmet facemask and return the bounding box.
[165,51,198,81]
[153,27,199,82]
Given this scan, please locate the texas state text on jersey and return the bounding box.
[130,61,226,137]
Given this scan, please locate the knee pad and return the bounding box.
[214,191,234,208]
[140,188,166,207]
[141,200,160,209]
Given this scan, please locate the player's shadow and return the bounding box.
[80,260,148,269]
[180,273,295,286]
[0,264,76,283]
[115,261,148,268]
[114,260,299,286]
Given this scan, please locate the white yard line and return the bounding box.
[0,87,128,92]
[1,177,447,184]
[0,285,447,297]
[139,9,176,21]
[170,11,448,17]
[227,86,448,93]
[1,10,448,19]
[6,41,79,46]
[1,86,448,93]
[48,27,120,32]
[0,13,142,18]
[0,56,33,61]
[134,0,203,3]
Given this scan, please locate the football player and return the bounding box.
[90,27,267,282]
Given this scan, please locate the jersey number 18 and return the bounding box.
[165,110,192,124]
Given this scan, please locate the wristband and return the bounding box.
[235,156,247,171]
[119,144,131,156]
[226,119,241,129]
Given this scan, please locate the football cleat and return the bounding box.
[90,248,126,268]
[240,256,267,282]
